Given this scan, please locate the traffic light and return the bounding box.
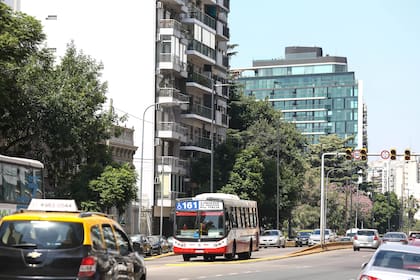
[390,148,397,160]
[404,149,411,161]
[360,148,367,161]
[345,148,352,160]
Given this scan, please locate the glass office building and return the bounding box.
[232,46,366,147]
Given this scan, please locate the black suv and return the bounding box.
[0,199,146,280]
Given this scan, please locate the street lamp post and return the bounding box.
[325,169,336,229]
[273,81,280,230]
[160,156,164,239]
[320,152,345,246]
[138,101,188,233]
[210,83,230,193]
[138,103,158,233]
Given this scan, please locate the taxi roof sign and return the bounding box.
[28,199,78,212]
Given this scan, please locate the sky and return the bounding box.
[229,0,420,158]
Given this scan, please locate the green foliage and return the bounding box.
[372,192,401,233]
[88,163,138,216]
[220,145,265,203]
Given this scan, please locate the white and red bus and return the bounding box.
[172,193,259,261]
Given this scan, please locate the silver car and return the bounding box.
[357,243,420,280]
[259,229,286,248]
[353,229,381,251]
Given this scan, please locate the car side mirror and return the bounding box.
[361,262,368,269]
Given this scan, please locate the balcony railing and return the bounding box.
[159,19,183,32]
[158,87,190,103]
[187,71,212,89]
[188,7,216,29]
[183,103,212,119]
[157,156,188,174]
[157,122,188,136]
[182,136,211,150]
[187,39,216,60]
[159,53,187,72]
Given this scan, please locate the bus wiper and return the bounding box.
[11,243,38,248]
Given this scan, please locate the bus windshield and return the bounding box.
[175,211,225,239]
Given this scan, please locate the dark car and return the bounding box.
[295,230,312,247]
[131,234,153,256]
[0,199,147,280]
[147,235,170,255]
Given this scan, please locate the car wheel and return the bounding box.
[183,255,190,261]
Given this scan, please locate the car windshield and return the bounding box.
[175,211,225,239]
[0,220,84,249]
[298,232,311,237]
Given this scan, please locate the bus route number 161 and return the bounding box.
[176,201,199,211]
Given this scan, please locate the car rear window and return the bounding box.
[0,220,84,249]
[357,230,375,236]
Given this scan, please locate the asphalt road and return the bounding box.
[145,247,375,280]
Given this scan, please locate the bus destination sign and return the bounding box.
[176,200,223,211]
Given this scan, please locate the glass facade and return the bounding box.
[237,64,359,146]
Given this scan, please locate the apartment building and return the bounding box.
[11,0,231,236]
[368,157,420,219]
[155,0,230,236]
[231,46,366,148]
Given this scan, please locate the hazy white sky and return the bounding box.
[229,0,420,158]
[18,0,420,160]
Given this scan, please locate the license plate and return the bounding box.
[195,250,204,253]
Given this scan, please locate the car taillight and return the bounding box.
[78,256,97,278]
[354,235,358,240]
[359,275,380,280]
[373,236,378,240]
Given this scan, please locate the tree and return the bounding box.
[0,4,126,205]
[0,3,51,156]
[86,163,138,217]
[373,192,400,233]
[220,145,265,203]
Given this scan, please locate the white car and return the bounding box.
[259,229,286,248]
[357,243,420,280]
[308,229,335,245]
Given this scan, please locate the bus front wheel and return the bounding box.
[224,242,236,261]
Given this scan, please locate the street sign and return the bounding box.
[352,150,361,160]
[381,150,390,160]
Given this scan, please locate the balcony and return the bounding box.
[181,136,211,153]
[216,51,229,69]
[156,156,188,175]
[181,103,212,122]
[159,0,188,13]
[157,122,188,142]
[186,40,216,65]
[217,0,230,10]
[159,19,186,39]
[159,53,187,77]
[186,71,212,92]
[216,20,229,40]
[183,7,216,30]
[158,87,190,105]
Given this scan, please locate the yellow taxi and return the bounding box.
[0,199,146,280]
